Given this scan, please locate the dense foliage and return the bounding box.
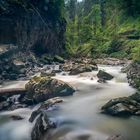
[65,0,140,61]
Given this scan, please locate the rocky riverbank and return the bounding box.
[101,61,140,118]
[1,60,124,140]
[127,62,140,90]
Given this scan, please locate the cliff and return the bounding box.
[0,0,66,55]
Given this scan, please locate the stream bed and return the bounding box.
[0,65,140,140]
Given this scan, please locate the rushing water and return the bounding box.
[0,65,140,140]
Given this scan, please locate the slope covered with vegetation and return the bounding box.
[65,0,140,62]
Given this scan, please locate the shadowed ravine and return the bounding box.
[0,65,140,140]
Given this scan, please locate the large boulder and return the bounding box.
[97,70,114,80]
[69,64,98,75]
[24,76,75,104]
[101,93,140,116]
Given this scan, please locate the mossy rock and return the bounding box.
[24,76,75,104]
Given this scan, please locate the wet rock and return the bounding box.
[101,93,140,116]
[90,77,94,80]
[97,70,114,80]
[9,104,27,111]
[97,78,107,83]
[40,70,56,77]
[0,101,10,111]
[24,76,75,104]
[10,115,24,120]
[29,97,63,123]
[31,112,56,140]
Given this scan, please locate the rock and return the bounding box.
[10,115,24,120]
[0,101,10,111]
[29,97,63,123]
[61,63,73,72]
[101,93,140,117]
[12,60,25,69]
[0,96,7,103]
[40,70,56,77]
[24,76,75,104]
[31,112,56,140]
[107,135,125,140]
[90,77,94,80]
[127,62,140,90]
[103,103,133,116]
[9,104,27,111]
[97,78,107,83]
[97,70,114,80]
[94,58,127,65]
[69,64,97,75]
[53,55,65,63]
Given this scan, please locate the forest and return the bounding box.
[0,0,140,140]
[65,0,140,61]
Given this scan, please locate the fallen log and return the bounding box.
[0,88,26,96]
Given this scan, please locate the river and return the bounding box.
[0,65,140,140]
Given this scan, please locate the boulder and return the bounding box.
[31,112,56,140]
[97,70,114,80]
[24,76,75,104]
[101,93,140,117]
[69,64,98,75]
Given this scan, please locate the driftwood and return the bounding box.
[0,88,26,96]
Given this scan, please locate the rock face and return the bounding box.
[97,70,114,80]
[101,93,140,116]
[0,0,66,55]
[127,62,140,90]
[0,0,66,80]
[24,76,75,104]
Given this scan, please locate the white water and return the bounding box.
[0,65,140,140]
